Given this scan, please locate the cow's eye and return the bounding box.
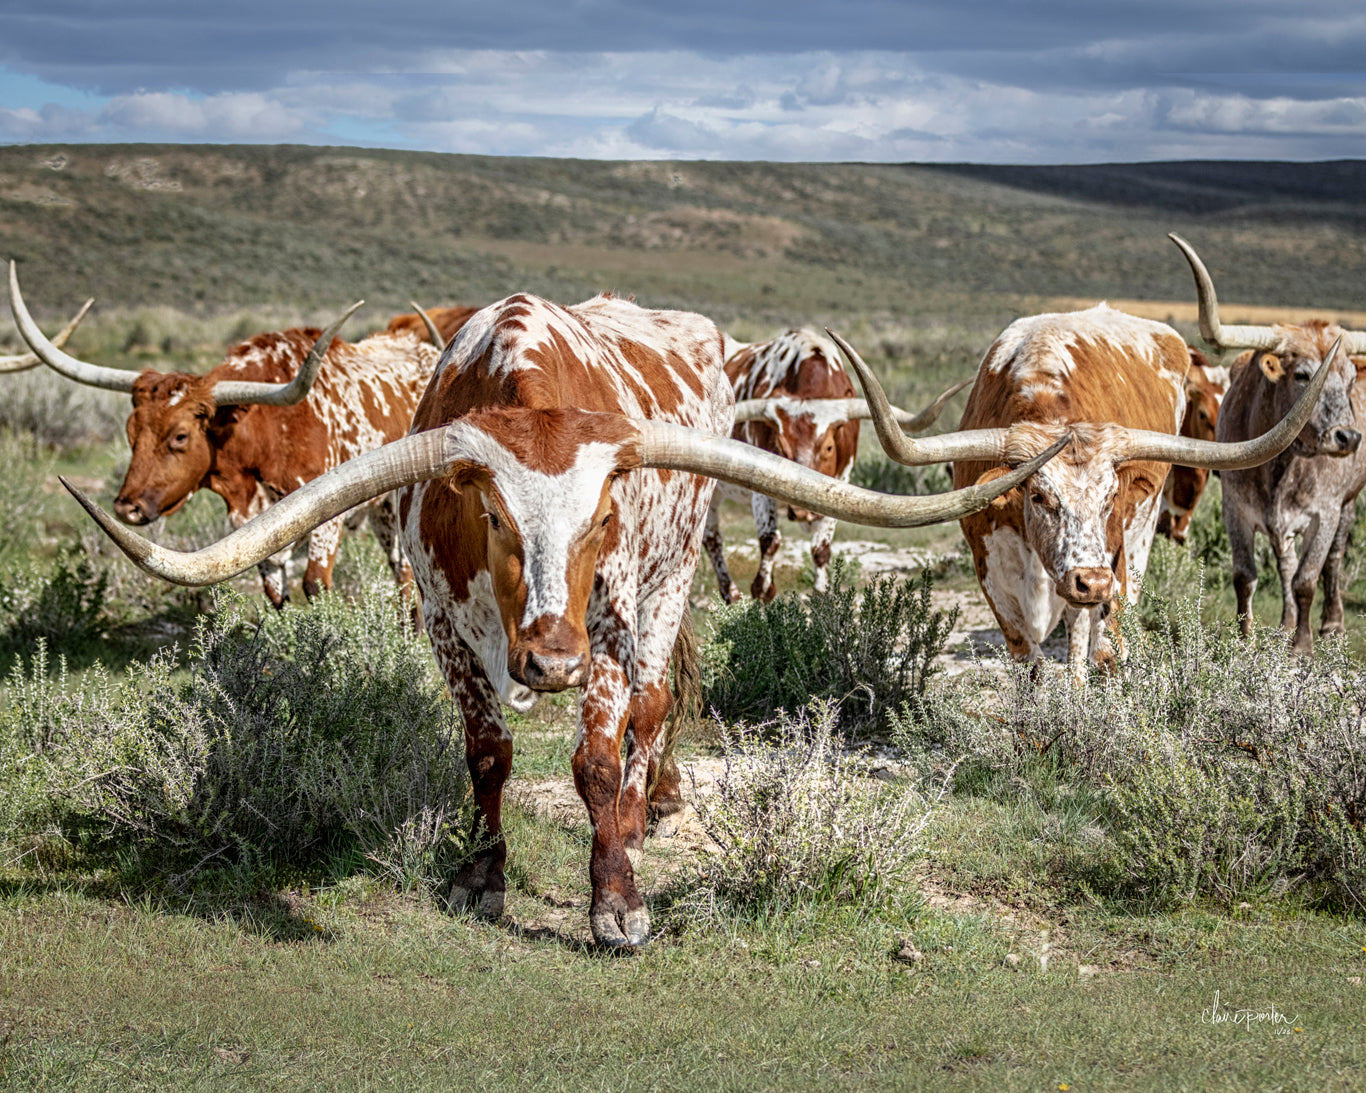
[484,512,501,532]
[1030,492,1047,506]
[601,511,612,528]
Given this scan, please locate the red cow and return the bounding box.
[9,266,476,605]
[68,292,1061,945]
[1156,354,1231,543]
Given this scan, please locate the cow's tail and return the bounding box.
[647,609,700,823]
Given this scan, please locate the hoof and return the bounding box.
[447,882,505,920]
[590,904,651,948]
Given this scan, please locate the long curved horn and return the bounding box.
[70,413,1068,584]
[0,296,94,374]
[409,301,446,349]
[1116,335,1342,470]
[10,262,138,391]
[633,423,1067,528]
[731,378,972,431]
[1168,233,1281,352]
[209,300,364,406]
[62,427,453,585]
[826,328,1009,464]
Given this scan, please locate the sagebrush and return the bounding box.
[704,560,957,734]
[0,579,476,893]
[909,593,1366,912]
[674,699,943,921]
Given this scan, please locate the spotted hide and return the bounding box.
[954,305,1189,675]
[1218,322,1366,653]
[1157,354,1230,544]
[115,315,472,606]
[398,293,731,947]
[704,329,860,601]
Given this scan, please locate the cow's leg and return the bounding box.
[1226,506,1259,637]
[618,679,672,869]
[807,515,838,593]
[1320,499,1356,636]
[1289,513,1330,655]
[438,633,512,920]
[1064,604,1091,680]
[369,496,421,626]
[750,492,782,602]
[230,508,289,609]
[574,655,649,947]
[1092,603,1121,674]
[1271,530,1301,637]
[302,515,344,600]
[702,499,741,604]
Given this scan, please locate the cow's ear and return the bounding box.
[974,464,1022,511]
[1258,352,1285,382]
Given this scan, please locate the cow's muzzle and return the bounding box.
[510,644,588,692]
[1057,567,1114,607]
[113,495,156,525]
[1321,428,1362,457]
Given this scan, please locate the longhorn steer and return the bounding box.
[706,328,970,601]
[9,266,476,606]
[706,329,861,601]
[66,291,1062,946]
[1156,354,1231,544]
[1172,233,1366,653]
[836,304,1333,677]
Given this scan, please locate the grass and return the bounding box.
[2,866,1363,1090]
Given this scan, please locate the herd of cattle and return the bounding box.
[4,231,1361,945]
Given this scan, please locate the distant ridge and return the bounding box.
[917,160,1366,219]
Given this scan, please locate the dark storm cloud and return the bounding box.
[1,1,1362,101]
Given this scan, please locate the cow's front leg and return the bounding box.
[1226,503,1259,636]
[439,635,512,919]
[302,515,344,600]
[807,515,838,593]
[750,492,782,601]
[1320,499,1356,636]
[228,506,291,607]
[618,679,672,868]
[702,499,741,604]
[1064,604,1091,680]
[1271,530,1301,638]
[574,656,648,947]
[1290,513,1331,655]
[369,496,421,628]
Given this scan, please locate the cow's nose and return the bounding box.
[1058,567,1114,606]
[1333,428,1362,454]
[113,495,151,525]
[519,651,587,692]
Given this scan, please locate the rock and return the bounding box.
[1077,964,1100,978]
[1004,953,1021,967]
[893,939,924,965]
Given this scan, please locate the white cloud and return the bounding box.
[3,48,1366,161]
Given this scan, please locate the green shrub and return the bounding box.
[704,560,957,735]
[0,550,111,656]
[0,579,476,893]
[0,428,53,562]
[676,699,942,920]
[910,595,1366,912]
[851,454,951,497]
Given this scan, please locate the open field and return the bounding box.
[2,145,1366,1089]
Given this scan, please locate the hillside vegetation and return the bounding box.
[3,144,1365,341]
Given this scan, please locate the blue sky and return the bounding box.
[1,2,1363,162]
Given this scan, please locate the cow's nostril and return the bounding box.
[1335,428,1362,453]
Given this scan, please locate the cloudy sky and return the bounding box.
[1,2,1362,163]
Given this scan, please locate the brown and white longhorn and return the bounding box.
[69,291,1063,947]
[837,299,1336,677]
[706,327,969,601]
